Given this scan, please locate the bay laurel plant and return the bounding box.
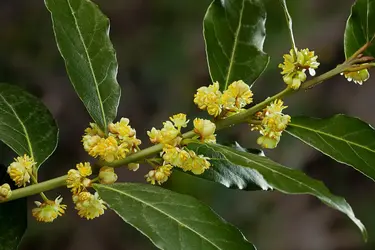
[1,0,375,249]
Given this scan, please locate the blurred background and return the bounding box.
[1,0,375,249]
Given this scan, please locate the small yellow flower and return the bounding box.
[67,162,93,194]
[7,154,35,187]
[89,136,121,162]
[193,118,216,142]
[98,166,118,184]
[67,169,84,194]
[162,145,190,168]
[257,135,280,149]
[194,82,222,117]
[183,151,211,175]
[127,163,140,171]
[265,99,287,114]
[342,69,370,85]
[222,80,253,111]
[74,192,107,220]
[160,121,180,144]
[297,48,320,76]
[76,162,92,177]
[282,70,306,90]
[0,183,11,201]
[170,113,189,129]
[32,196,67,223]
[145,164,173,185]
[147,127,163,144]
[255,99,291,149]
[108,118,136,139]
[279,50,296,75]
[279,48,320,89]
[85,123,105,137]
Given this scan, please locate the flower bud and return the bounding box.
[193,118,216,141]
[0,183,11,201]
[98,166,118,184]
[257,136,279,149]
[127,163,140,171]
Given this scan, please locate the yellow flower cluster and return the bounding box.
[73,191,106,220]
[0,183,11,201]
[342,69,370,85]
[147,113,188,146]
[145,164,173,185]
[82,118,141,162]
[194,80,253,117]
[67,162,93,194]
[279,48,320,89]
[146,114,213,184]
[7,154,36,187]
[253,100,291,149]
[66,162,110,220]
[162,145,211,175]
[32,196,67,223]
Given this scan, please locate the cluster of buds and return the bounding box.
[194,80,253,118]
[252,99,291,149]
[279,48,320,89]
[66,162,115,220]
[146,114,213,185]
[7,154,35,187]
[342,69,370,85]
[82,118,141,162]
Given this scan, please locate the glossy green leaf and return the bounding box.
[186,142,264,191]
[204,0,269,90]
[187,142,367,240]
[0,164,27,250]
[0,83,58,168]
[94,183,256,250]
[45,0,121,131]
[344,0,375,57]
[287,115,375,181]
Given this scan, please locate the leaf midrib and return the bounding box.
[224,0,245,89]
[99,185,224,250]
[66,0,107,129]
[288,123,375,154]
[0,93,34,159]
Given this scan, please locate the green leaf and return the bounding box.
[185,142,264,191]
[204,0,269,90]
[94,183,256,250]
[286,115,375,182]
[45,0,121,131]
[0,165,27,250]
[0,83,58,168]
[187,142,367,240]
[344,0,375,58]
